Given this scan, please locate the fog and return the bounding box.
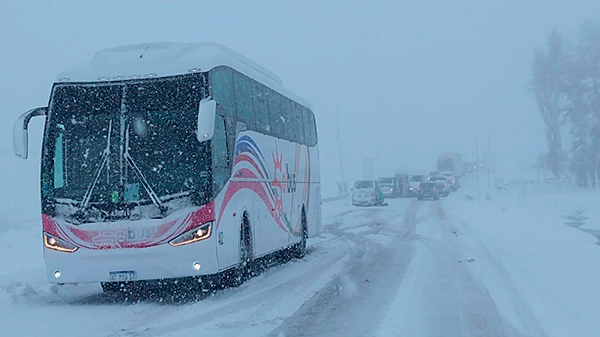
[1,0,599,196]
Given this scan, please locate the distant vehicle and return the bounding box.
[12,42,321,291]
[437,153,463,177]
[440,172,459,190]
[394,173,410,197]
[408,175,425,196]
[379,177,398,198]
[463,161,475,174]
[428,176,450,196]
[417,181,439,200]
[352,180,385,206]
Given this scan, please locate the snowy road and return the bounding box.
[3,190,594,336]
[273,199,545,337]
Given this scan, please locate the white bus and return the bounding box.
[13,42,321,291]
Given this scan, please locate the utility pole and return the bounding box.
[336,110,346,194]
[487,133,491,189]
[376,135,381,178]
[475,137,479,165]
[475,136,479,204]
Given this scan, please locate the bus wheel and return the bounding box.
[292,210,308,259]
[230,212,253,287]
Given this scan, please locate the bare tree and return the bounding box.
[564,45,591,186]
[562,22,600,187]
[531,29,568,181]
[580,22,600,187]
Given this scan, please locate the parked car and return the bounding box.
[379,177,398,198]
[417,181,439,200]
[427,176,450,196]
[408,175,424,197]
[440,171,460,190]
[352,179,385,206]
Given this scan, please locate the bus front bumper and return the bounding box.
[44,240,219,284]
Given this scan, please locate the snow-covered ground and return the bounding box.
[2,157,600,336]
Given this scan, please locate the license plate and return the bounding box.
[109,271,137,282]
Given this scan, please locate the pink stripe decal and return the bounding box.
[217,168,287,232]
[235,154,266,179]
[41,202,215,250]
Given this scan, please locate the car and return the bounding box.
[440,171,459,190]
[407,175,424,197]
[417,181,439,200]
[427,176,450,196]
[378,177,398,198]
[352,179,385,206]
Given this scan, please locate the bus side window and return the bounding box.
[253,82,271,134]
[223,114,236,168]
[279,99,293,140]
[267,90,283,139]
[301,107,311,146]
[212,115,230,194]
[209,67,236,117]
[307,111,318,146]
[291,103,305,144]
[233,72,256,131]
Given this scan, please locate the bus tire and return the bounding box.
[230,212,253,287]
[292,209,308,259]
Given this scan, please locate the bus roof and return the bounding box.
[55,42,311,108]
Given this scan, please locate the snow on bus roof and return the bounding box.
[55,42,311,109]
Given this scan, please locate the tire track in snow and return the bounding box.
[442,213,548,337]
[105,248,350,337]
[270,199,423,337]
[413,201,546,337]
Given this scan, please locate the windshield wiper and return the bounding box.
[80,119,112,209]
[124,126,167,214]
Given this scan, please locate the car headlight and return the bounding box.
[44,233,78,253]
[169,222,212,247]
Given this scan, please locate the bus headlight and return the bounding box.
[169,222,212,247]
[44,233,78,253]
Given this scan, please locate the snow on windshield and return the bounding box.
[354,180,374,189]
[43,75,209,223]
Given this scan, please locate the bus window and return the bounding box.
[291,103,305,144]
[209,67,236,117]
[233,72,256,130]
[301,108,311,146]
[253,82,271,134]
[212,115,230,194]
[268,90,284,139]
[307,111,318,146]
[279,99,293,140]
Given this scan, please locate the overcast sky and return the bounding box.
[1,0,599,195]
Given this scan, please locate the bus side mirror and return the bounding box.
[197,98,216,142]
[13,107,47,159]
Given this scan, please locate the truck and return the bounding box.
[437,153,463,177]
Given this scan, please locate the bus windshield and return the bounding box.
[42,75,210,223]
